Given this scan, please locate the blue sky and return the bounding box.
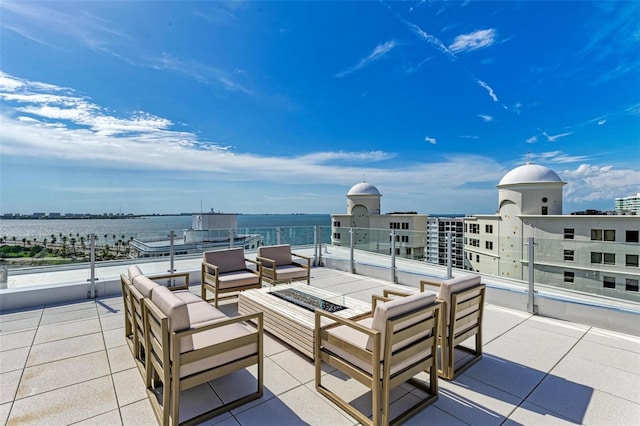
[1,1,638,215]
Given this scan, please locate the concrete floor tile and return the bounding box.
[0,309,43,323]
[0,402,12,426]
[583,327,640,354]
[120,399,159,426]
[39,305,98,326]
[0,370,21,404]
[112,367,147,407]
[103,327,127,349]
[483,335,570,372]
[549,355,640,403]
[0,329,35,351]
[0,316,41,334]
[26,333,105,367]
[404,405,468,426]
[524,315,590,339]
[7,376,117,425]
[433,375,521,426]
[33,317,101,344]
[262,333,289,357]
[568,338,640,375]
[465,353,545,399]
[210,368,272,416]
[71,409,122,425]
[0,346,29,374]
[107,345,137,373]
[17,351,111,399]
[235,385,353,426]
[270,348,332,385]
[99,312,126,331]
[504,401,579,426]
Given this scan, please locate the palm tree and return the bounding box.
[70,238,77,256]
[22,238,27,248]
[43,238,48,249]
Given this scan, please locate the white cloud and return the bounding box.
[598,119,607,125]
[477,114,493,122]
[424,136,437,144]
[524,151,590,164]
[477,80,498,102]
[542,131,573,142]
[562,164,640,204]
[335,40,397,78]
[526,136,538,144]
[449,29,496,53]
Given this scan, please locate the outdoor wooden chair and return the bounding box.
[201,247,262,307]
[257,244,310,285]
[144,285,263,426]
[315,291,441,426]
[419,275,485,380]
[120,265,191,374]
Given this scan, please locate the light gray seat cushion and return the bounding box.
[128,265,144,281]
[217,270,260,289]
[272,265,308,281]
[133,275,158,298]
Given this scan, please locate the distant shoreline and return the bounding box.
[1,212,319,220]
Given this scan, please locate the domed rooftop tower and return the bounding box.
[346,182,381,215]
[498,163,566,216]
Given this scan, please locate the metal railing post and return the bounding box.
[317,226,323,266]
[446,231,453,278]
[229,229,235,248]
[349,227,355,274]
[313,226,318,266]
[276,227,282,245]
[526,237,538,314]
[87,234,97,298]
[391,230,397,283]
[168,231,176,274]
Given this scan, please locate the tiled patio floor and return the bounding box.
[1,267,639,425]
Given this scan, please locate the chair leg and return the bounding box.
[170,372,180,426]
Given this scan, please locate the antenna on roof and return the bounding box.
[525,152,534,165]
[362,173,366,182]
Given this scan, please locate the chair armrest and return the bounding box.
[256,256,276,269]
[292,252,310,262]
[382,289,414,298]
[420,278,442,292]
[201,261,219,276]
[315,309,377,337]
[371,294,392,309]
[244,258,260,268]
[149,272,190,291]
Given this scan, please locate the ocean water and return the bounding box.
[0,214,331,245]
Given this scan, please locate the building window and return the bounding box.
[603,276,616,289]
[542,197,548,203]
[476,254,480,262]
[626,230,639,243]
[333,221,341,227]
[591,252,603,264]
[564,228,575,239]
[626,254,639,267]
[469,223,480,234]
[604,230,615,241]
[564,250,574,261]
[469,238,480,247]
[541,206,548,215]
[485,224,493,234]
[469,253,473,260]
[604,253,616,265]
[591,229,602,240]
[333,233,340,239]
[626,279,639,292]
[405,248,411,255]
[401,235,409,243]
[402,222,409,230]
[486,241,493,250]
[564,271,574,283]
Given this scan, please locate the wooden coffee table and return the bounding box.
[238,284,370,359]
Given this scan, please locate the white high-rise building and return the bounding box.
[465,164,640,302]
[615,193,640,215]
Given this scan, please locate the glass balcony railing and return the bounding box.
[1,224,639,304]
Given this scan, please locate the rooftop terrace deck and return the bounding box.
[1,267,639,425]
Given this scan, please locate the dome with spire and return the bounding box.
[347,182,381,196]
[498,163,564,186]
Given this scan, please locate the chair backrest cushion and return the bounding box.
[438,275,482,325]
[203,248,247,274]
[132,275,158,299]
[128,265,143,280]
[151,285,190,334]
[258,245,292,266]
[367,291,437,356]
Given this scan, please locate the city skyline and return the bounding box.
[1,1,639,215]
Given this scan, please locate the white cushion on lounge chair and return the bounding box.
[438,275,482,325]
[217,271,261,289]
[271,265,308,281]
[128,265,144,280]
[367,291,437,357]
[133,275,158,298]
